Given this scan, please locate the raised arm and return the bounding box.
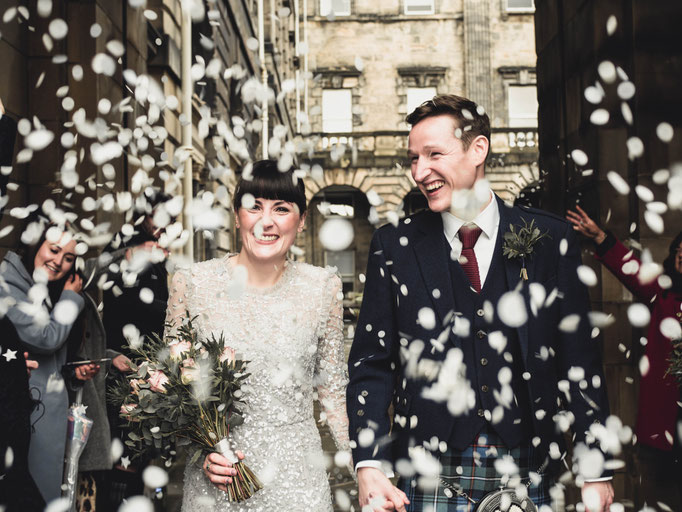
[567,205,660,302]
[314,272,351,453]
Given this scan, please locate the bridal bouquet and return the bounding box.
[109,315,263,502]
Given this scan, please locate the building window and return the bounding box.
[406,87,437,116]
[322,89,352,132]
[325,250,355,296]
[320,0,351,16]
[506,0,534,12]
[404,0,435,15]
[508,85,538,128]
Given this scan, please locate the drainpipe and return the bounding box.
[181,2,194,259]
[294,0,300,132]
[303,0,308,117]
[258,0,268,159]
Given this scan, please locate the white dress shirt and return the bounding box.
[441,191,499,288]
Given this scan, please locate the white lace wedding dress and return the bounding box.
[166,256,350,511]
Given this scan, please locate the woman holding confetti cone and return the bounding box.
[165,160,351,511]
[567,205,682,510]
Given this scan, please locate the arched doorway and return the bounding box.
[304,185,373,321]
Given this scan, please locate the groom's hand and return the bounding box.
[357,467,410,512]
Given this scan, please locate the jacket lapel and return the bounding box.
[412,212,456,329]
[497,197,531,364]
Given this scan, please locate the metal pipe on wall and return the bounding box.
[295,0,300,132]
[303,0,308,118]
[181,3,194,259]
[258,0,268,159]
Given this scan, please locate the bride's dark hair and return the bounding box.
[232,160,307,215]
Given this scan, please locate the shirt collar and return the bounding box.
[441,189,499,243]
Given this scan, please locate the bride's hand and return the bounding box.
[203,451,245,492]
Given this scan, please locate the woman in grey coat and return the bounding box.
[0,219,100,504]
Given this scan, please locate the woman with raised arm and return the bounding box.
[167,160,350,511]
[567,205,682,510]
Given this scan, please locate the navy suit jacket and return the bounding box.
[347,196,610,470]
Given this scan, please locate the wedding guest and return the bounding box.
[567,205,682,510]
[69,255,132,512]
[0,214,97,503]
[102,188,171,505]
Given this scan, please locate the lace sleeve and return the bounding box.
[315,272,351,455]
[164,268,190,340]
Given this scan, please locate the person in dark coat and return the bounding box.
[0,96,45,512]
[347,95,614,512]
[103,189,171,505]
[567,205,682,511]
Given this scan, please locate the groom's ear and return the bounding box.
[468,135,489,166]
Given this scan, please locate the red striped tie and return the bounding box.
[458,225,483,292]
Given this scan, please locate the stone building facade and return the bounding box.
[298,0,541,307]
[535,0,682,507]
[0,0,300,262]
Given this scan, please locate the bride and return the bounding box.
[165,160,351,511]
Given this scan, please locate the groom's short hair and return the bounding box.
[406,94,491,151]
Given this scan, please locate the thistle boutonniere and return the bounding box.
[502,219,551,281]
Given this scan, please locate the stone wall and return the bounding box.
[535,0,682,506]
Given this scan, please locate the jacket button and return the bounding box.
[357,410,364,416]
[477,409,485,417]
[361,390,369,397]
[476,330,486,339]
[476,309,485,317]
[480,357,488,366]
[481,385,489,392]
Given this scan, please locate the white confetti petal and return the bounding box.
[627,303,650,327]
[589,109,609,125]
[577,265,598,287]
[142,465,168,489]
[118,496,154,512]
[498,291,527,328]
[139,288,154,304]
[48,18,68,39]
[643,210,664,234]
[25,129,54,151]
[617,81,635,100]
[656,122,674,143]
[635,185,654,203]
[584,85,603,104]
[571,149,589,166]
[606,15,617,35]
[621,101,633,125]
[92,53,116,76]
[597,61,617,83]
[559,314,580,332]
[319,218,354,252]
[54,300,80,325]
[607,171,630,195]
[660,317,682,340]
[627,137,644,159]
[639,355,650,377]
[417,307,436,330]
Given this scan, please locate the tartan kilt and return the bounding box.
[397,426,553,512]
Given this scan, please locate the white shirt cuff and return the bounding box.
[583,477,613,482]
[355,460,396,479]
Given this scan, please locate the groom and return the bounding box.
[347,94,615,511]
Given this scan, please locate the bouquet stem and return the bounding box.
[215,438,263,502]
